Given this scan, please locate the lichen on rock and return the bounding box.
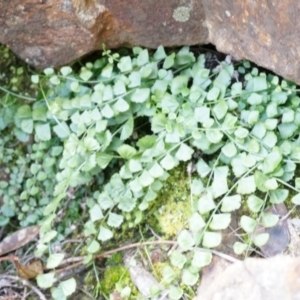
[172,6,191,23]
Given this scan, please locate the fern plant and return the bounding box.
[1,44,300,299]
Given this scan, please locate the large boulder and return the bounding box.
[0,0,208,68]
[203,0,300,83]
[195,255,300,300]
[1,0,299,84]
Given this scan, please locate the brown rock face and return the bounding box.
[0,0,299,84]
[203,0,300,83]
[0,0,208,68]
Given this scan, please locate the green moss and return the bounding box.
[152,262,195,298]
[106,252,123,264]
[152,262,167,279]
[153,262,181,281]
[157,201,192,237]
[100,265,135,296]
[150,164,193,238]
[83,265,136,299]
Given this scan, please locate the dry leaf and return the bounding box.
[0,226,40,256]
[14,259,43,279]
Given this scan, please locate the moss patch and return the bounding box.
[97,259,139,298]
[100,265,131,295]
[152,164,193,238]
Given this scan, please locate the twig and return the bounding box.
[21,286,27,300]
[279,204,297,223]
[0,275,46,300]
[0,256,19,262]
[55,240,177,274]
[60,239,83,246]
[148,225,163,240]
[60,256,86,266]
[55,265,87,282]
[95,240,177,259]
[78,287,97,300]
[55,239,240,276]
[196,248,241,263]
[55,261,83,275]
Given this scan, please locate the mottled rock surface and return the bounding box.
[0,0,208,68]
[195,256,300,300]
[1,0,300,84]
[203,0,300,84]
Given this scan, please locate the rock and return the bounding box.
[1,1,300,84]
[203,0,300,84]
[198,255,232,295]
[195,255,300,300]
[0,0,208,68]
